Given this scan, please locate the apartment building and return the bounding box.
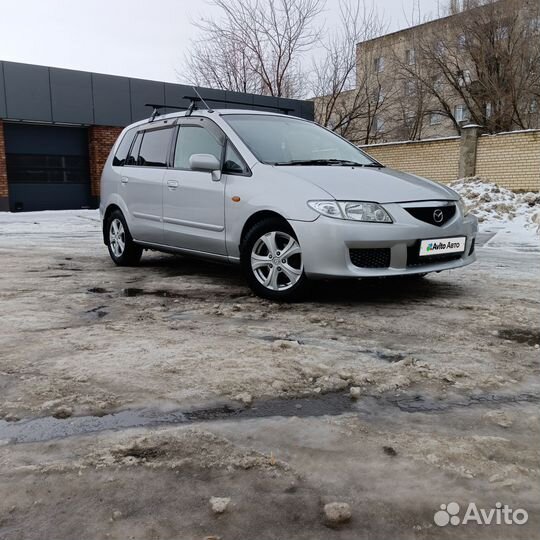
[315,0,540,144]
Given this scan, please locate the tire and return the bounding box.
[106,209,143,266]
[240,217,310,301]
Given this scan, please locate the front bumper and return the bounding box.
[290,203,478,279]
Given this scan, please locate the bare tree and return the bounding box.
[182,0,324,98]
[183,32,264,94]
[403,0,540,133]
[311,0,390,143]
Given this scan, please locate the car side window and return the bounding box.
[113,128,136,166]
[137,128,172,168]
[125,132,143,166]
[174,125,223,170]
[223,142,248,175]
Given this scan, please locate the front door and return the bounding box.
[121,124,174,244]
[163,118,227,255]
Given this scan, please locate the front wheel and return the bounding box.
[106,210,143,266]
[241,218,310,301]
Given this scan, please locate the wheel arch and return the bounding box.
[239,210,293,250]
[102,204,123,245]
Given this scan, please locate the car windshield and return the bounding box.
[223,114,379,167]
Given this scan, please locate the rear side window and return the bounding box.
[125,132,143,166]
[113,128,136,166]
[174,125,223,169]
[138,128,173,167]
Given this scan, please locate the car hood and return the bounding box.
[276,166,458,203]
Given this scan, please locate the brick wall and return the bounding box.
[88,126,123,198]
[362,130,540,191]
[0,120,8,210]
[362,137,461,184]
[476,131,540,192]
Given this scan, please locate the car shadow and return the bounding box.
[138,253,465,305]
[307,276,465,305]
[140,253,242,278]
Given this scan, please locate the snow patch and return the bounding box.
[450,177,540,238]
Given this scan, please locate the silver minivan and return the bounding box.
[100,107,477,300]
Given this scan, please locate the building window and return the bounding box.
[530,99,538,114]
[374,56,385,73]
[405,112,416,128]
[529,17,540,33]
[372,89,385,105]
[6,154,89,184]
[405,79,416,96]
[495,25,509,41]
[454,104,470,123]
[405,49,416,65]
[435,40,445,56]
[430,113,443,125]
[458,70,472,87]
[457,34,466,50]
[433,75,444,93]
[374,115,385,133]
[485,102,493,118]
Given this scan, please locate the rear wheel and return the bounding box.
[106,210,143,266]
[241,218,309,301]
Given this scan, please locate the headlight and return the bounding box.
[307,200,393,223]
[457,197,469,216]
[307,200,343,218]
[341,202,392,222]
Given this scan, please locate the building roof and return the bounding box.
[0,60,313,127]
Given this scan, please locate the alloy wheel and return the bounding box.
[109,218,125,258]
[250,231,303,291]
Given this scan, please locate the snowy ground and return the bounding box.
[0,199,539,539]
[451,177,540,251]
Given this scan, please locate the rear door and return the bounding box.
[162,117,227,255]
[121,122,174,244]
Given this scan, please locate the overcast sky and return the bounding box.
[0,0,443,83]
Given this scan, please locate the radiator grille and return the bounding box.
[404,205,456,226]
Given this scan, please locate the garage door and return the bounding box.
[5,123,91,212]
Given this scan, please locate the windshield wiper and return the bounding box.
[274,159,368,167]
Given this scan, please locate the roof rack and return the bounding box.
[183,95,295,114]
[146,93,295,122]
[145,103,186,122]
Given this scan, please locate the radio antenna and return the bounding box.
[192,87,214,113]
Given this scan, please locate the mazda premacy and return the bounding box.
[100,107,477,300]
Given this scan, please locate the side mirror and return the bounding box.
[189,153,222,181]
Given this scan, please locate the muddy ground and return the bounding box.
[0,211,539,540]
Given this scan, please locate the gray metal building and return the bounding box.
[0,60,313,212]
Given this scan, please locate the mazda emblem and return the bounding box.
[433,209,444,223]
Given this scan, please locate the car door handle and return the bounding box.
[121,176,129,184]
[167,180,179,189]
